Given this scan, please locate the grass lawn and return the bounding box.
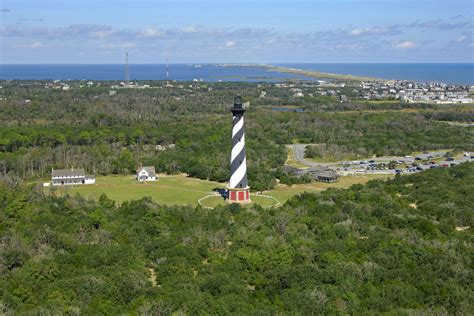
[53,174,223,206]
[51,173,393,207]
[264,174,393,202]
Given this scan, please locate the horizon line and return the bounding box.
[2,62,473,65]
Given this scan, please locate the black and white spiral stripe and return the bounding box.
[229,115,248,188]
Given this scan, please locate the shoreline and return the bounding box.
[261,64,379,82]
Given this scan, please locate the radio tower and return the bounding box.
[227,96,251,204]
[125,52,129,86]
[166,57,169,84]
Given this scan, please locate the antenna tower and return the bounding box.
[125,52,129,85]
[166,57,169,83]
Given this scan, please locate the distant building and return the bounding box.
[136,166,158,182]
[314,170,339,183]
[284,166,340,183]
[155,144,176,151]
[52,169,95,186]
[282,165,303,174]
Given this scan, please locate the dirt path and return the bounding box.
[148,268,157,287]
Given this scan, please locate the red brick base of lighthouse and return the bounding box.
[227,186,251,204]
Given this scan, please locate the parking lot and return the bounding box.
[287,145,473,176]
[338,151,473,175]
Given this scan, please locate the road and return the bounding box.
[290,144,334,168]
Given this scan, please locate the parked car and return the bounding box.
[446,157,454,161]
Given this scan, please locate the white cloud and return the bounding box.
[91,30,113,38]
[225,41,236,48]
[350,28,365,36]
[13,42,43,48]
[456,35,468,43]
[454,35,473,48]
[4,17,473,62]
[217,40,237,50]
[408,19,472,30]
[68,24,112,36]
[350,27,392,36]
[101,42,136,49]
[181,26,198,33]
[138,28,163,38]
[394,40,416,49]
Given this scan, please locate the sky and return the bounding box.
[1,0,473,63]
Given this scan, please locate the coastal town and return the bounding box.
[274,79,473,104]
[359,80,473,103]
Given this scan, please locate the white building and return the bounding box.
[136,166,158,182]
[51,169,95,186]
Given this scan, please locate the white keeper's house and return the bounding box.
[51,169,96,186]
[136,166,158,182]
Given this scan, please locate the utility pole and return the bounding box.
[166,57,169,84]
[125,52,129,86]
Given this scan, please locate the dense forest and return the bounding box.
[1,80,473,190]
[1,162,472,314]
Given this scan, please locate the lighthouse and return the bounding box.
[228,96,251,204]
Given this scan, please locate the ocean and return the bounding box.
[0,64,312,82]
[0,63,473,84]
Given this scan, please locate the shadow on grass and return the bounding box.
[213,187,228,199]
